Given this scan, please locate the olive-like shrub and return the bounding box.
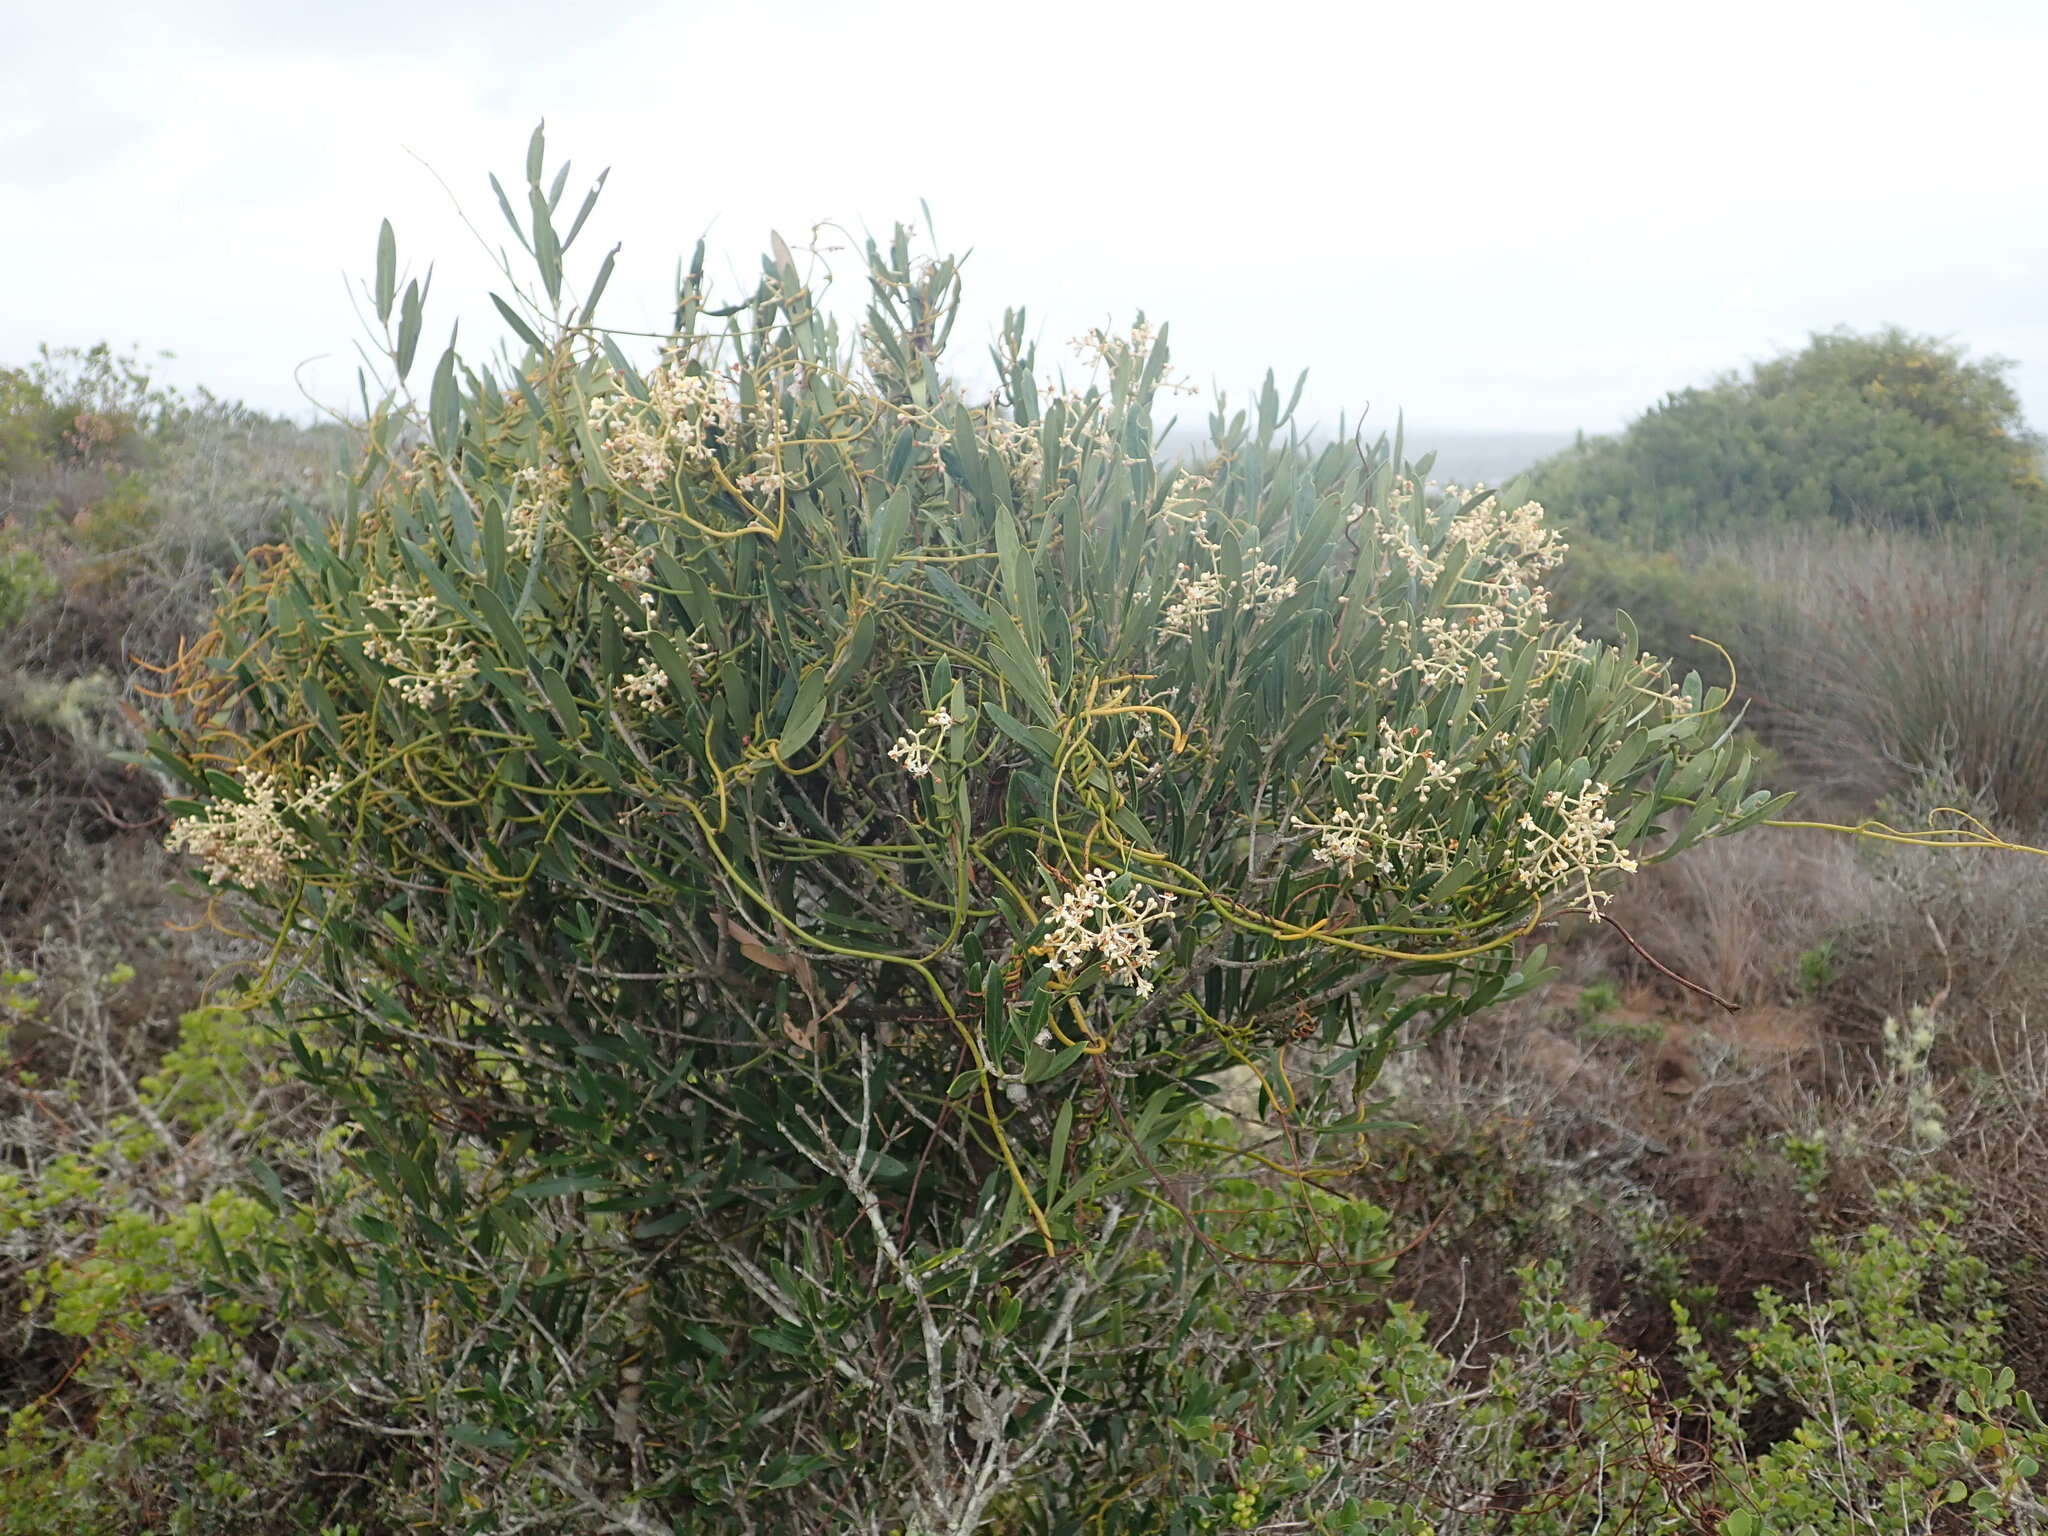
[153,129,1781,1531]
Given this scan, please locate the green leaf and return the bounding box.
[374,219,396,323]
[562,168,610,252]
[749,1325,810,1356]
[196,1213,232,1274]
[777,666,831,759]
[529,184,563,305]
[581,243,619,324]
[488,173,532,254]
[925,565,994,632]
[539,667,584,740]
[987,618,1058,725]
[428,339,461,454]
[759,1453,834,1488]
[395,277,424,379]
[984,700,1058,763]
[869,485,913,572]
[1046,1098,1075,1205]
[524,120,546,184]
[995,504,1042,651]
[473,587,527,659]
[512,1173,607,1201]
[449,1420,520,1452]
[490,292,545,353]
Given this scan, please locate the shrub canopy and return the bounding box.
[150,129,1782,1529]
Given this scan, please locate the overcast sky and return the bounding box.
[6,0,2046,437]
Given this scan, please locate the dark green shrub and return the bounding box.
[151,129,1780,1531]
[1527,327,2048,546]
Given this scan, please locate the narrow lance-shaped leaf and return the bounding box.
[374,219,396,323]
[488,172,533,254]
[395,277,424,379]
[428,333,460,454]
[580,243,619,326]
[490,293,545,354]
[562,167,610,252]
[529,184,563,305]
[525,119,546,184]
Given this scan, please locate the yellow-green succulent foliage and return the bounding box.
[149,128,1785,1530]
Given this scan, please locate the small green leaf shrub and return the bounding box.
[0,968,375,1536]
[150,129,1783,1530]
[0,549,53,634]
[979,1175,2048,1533]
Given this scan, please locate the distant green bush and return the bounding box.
[1529,327,2048,545]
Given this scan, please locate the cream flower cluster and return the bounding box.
[1635,650,1699,715]
[887,705,956,777]
[1444,490,1566,596]
[1067,320,1196,396]
[598,529,655,588]
[1882,1003,1947,1150]
[965,392,1144,502]
[1069,320,1156,371]
[981,412,1046,487]
[166,768,342,888]
[1514,781,1639,918]
[1372,490,1572,694]
[586,391,673,493]
[1157,470,1215,527]
[585,361,787,500]
[1158,533,1297,640]
[1296,722,1472,880]
[614,632,713,711]
[1040,867,1178,997]
[363,581,478,708]
[1297,728,1643,919]
[597,529,716,711]
[507,458,569,546]
[616,657,671,709]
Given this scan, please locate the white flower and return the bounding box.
[507,458,569,545]
[1156,538,1295,642]
[166,769,342,889]
[1513,780,1637,918]
[889,705,959,778]
[363,581,478,708]
[1370,492,1570,695]
[617,656,671,708]
[1038,867,1176,996]
[889,734,937,777]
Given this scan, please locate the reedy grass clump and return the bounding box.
[147,127,1781,1530]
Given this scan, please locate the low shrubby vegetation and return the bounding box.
[0,133,2044,1534]
[1537,329,2048,820]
